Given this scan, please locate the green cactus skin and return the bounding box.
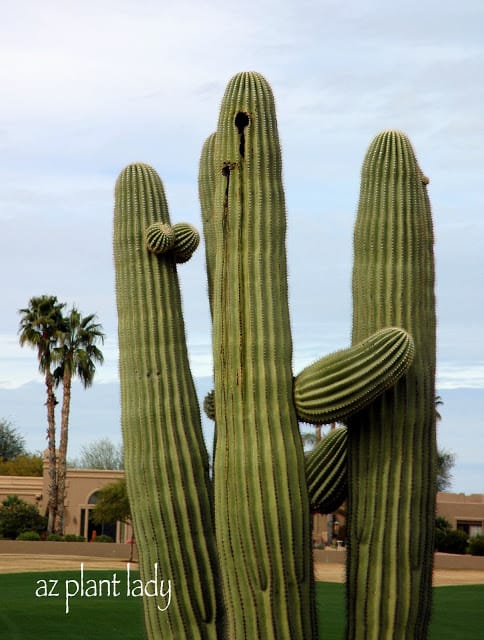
[209,71,318,639]
[199,132,217,316]
[347,131,436,640]
[113,163,222,640]
[294,327,415,425]
[306,427,348,514]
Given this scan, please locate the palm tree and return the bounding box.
[18,295,65,532]
[435,394,443,422]
[53,307,105,533]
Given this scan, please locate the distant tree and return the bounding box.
[52,307,104,534]
[436,448,456,492]
[434,395,456,492]
[18,295,65,532]
[0,453,43,477]
[0,495,47,539]
[435,394,443,421]
[301,431,318,451]
[72,438,124,470]
[91,479,130,524]
[0,419,26,462]
[92,479,133,560]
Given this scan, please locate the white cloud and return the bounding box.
[437,363,484,390]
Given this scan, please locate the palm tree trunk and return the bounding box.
[56,369,72,534]
[45,370,57,534]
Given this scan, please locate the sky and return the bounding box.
[0,1,482,491]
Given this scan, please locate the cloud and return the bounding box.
[437,363,484,390]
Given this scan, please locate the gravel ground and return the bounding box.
[1,554,483,586]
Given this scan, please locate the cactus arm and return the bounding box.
[306,427,348,514]
[208,72,317,639]
[347,131,436,640]
[113,163,222,640]
[294,327,414,424]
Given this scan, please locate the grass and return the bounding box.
[0,570,145,640]
[0,570,483,639]
[315,582,484,640]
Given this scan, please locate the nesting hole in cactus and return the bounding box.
[234,111,250,158]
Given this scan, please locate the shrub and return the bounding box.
[435,528,468,554]
[0,495,47,539]
[46,533,64,541]
[64,534,86,542]
[16,530,41,541]
[435,516,451,532]
[93,534,114,543]
[468,534,484,556]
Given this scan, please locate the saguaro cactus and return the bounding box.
[113,75,423,640]
[113,163,222,639]
[208,71,317,640]
[203,72,416,640]
[347,131,436,639]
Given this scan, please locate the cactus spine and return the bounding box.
[347,131,436,639]
[113,163,222,639]
[208,71,317,639]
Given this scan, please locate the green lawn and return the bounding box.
[0,570,146,640]
[315,582,484,640]
[0,570,482,639]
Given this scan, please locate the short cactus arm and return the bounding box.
[306,427,348,514]
[113,163,222,640]
[294,327,414,424]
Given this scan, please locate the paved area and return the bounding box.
[1,554,483,586]
[313,562,484,586]
[0,554,134,574]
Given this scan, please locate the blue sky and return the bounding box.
[0,1,482,491]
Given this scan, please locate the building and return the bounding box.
[437,492,484,537]
[1,456,482,545]
[0,454,131,542]
[313,492,484,546]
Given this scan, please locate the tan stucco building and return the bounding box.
[1,457,482,545]
[0,456,131,542]
[313,492,484,546]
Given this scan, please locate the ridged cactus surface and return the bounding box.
[113,163,222,640]
[347,131,436,640]
[199,132,217,315]
[306,427,348,514]
[208,71,317,640]
[294,327,414,425]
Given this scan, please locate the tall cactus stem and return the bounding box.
[199,132,217,316]
[113,162,222,639]
[208,71,317,639]
[347,130,437,640]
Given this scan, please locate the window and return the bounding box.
[456,520,483,537]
